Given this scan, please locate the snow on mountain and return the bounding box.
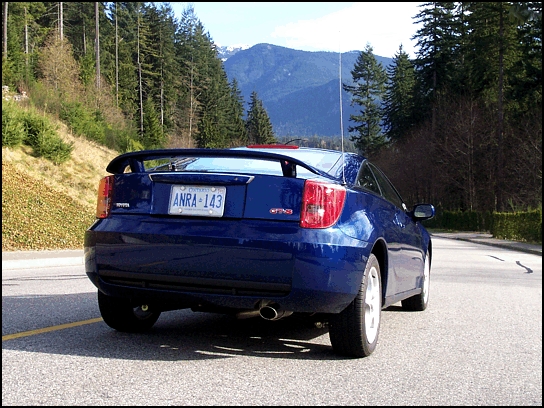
[215,44,251,61]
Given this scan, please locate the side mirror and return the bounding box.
[411,204,435,220]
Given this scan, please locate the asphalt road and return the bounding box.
[2,236,542,405]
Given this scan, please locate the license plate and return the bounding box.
[168,185,226,217]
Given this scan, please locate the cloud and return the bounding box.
[271,3,422,58]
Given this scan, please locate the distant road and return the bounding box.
[2,237,542,406]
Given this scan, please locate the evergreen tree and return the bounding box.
[139,4,161,101]
[506,1,542,116]
[196,109,223,148]
[113,2,140,121]
[343,43,387,156]
[461,2,522,211]
[412,2,459,128]
[62,2,94,59]
[174,5,234,148]
[144,3,179,133]
[503,2,541,208]
[225,77,248,145]
[142,96,165,149]
[245,91,275,144]
[2,1,47,87]
[383,45,417,143]
[192,21,230,148]
[461,2,517,99]
[172,4,200,143]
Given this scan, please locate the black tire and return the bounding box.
[98,291,161,332]
[329,253,382,358]
[401,250,430,311]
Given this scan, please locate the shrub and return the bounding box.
[21,109,73,164]
[424,207,541,244]
[423,209,493,231]
[2,102,26,147]
[27,81,63,116]
[60,101,106,144]
[33,133,74,164]
[22,110,58,147]
[492,209,542,243]
[116,129,145,153]
[124,137,145,153]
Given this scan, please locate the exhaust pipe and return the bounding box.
[259,303,293,321]
[235,309,261,319]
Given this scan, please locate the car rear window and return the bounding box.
[244,148,343,173]
[142,149,343,177]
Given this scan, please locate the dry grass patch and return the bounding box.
[2,121,118,209]
[2,120,119,251]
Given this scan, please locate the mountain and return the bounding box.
[216,44,251,62]
[222,43,393,137]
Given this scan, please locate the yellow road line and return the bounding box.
[2,317,103,342]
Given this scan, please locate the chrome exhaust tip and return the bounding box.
[259,304,293,321]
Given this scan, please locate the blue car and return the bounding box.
[84,145,435,358]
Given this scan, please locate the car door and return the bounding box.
[354,162,405,296]
[368,163,424,294]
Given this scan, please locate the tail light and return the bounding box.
[300,180,346,229]
[96,175,114,218]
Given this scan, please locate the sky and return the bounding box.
[169,2,425,59]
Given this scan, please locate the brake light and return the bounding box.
[246,144,299,149]
[96,175,114,218]
[300,180,346,229]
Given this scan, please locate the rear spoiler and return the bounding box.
[106,148,334,179]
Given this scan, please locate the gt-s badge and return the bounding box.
[269,208,293,215]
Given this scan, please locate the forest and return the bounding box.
[1,2,542,214]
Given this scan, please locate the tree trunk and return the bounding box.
[189,56,195,139]
[24,7,28,63]
[160,77,164,127]
[3,2,8,61]
[59,2,63,41]
[138,11,143,137]
[115,2,118,106]
[495,7,505,211]
[95,2,100,89]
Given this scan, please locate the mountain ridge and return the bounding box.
[221,43,393,137]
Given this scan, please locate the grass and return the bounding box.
[2,118,119,251]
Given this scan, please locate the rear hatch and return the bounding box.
[90,148,344,293]
[105,148,338,221]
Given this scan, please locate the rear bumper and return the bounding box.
[84,216,371,314]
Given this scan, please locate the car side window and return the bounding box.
[356,162,381,195]
[368,163,405,210]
